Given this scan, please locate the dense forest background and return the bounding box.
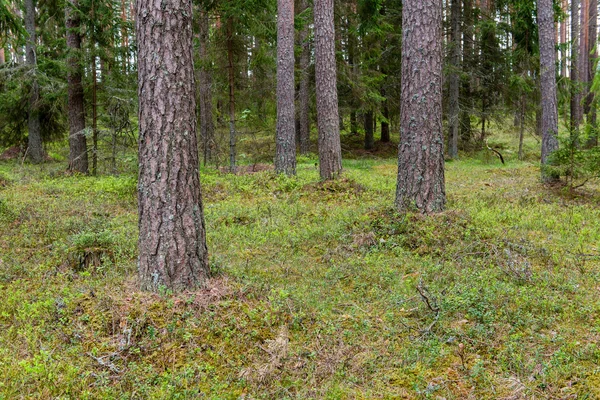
[1,0,600,398]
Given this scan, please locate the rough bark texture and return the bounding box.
[571,0,583,128]
[579,0,590,113]
[314,0,342,180]
[364,110,374,150]
[65,0,88,173]
[298,0,311,154]
[136,0,209,291]
[561,0,568,77]
[198,8,214,165]
[538,0,560,181]
[395,0,446,213]
[448,0,460,159]
[25,0,43,163]
[275,0,297,175]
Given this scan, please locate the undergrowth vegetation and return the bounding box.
[1,134,599,398]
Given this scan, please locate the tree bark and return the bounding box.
[396,0,446,213]
[275,0,297,175]
[198,8,214,165]
[136,0,209,291]
[586,0,598,146]
[314,0,342,180]
[25,0,43,163]
[571,0,583,128]
[460,0,473,146]
[364,110,374,150]
[298,0,311,154]
[227,18,236,173]
[65,0,88,173]
[448,0,461,159]
[381,95,390,142]
[579,0,590,114]
[538,0,560,182]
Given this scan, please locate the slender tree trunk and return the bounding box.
[136,0,209,291]
[25,0,43,163]
[448,0,461,159]
[227,18,236,173]
[298,0,311,154]
[364,110,374,150]
[396,0,446,213]
[586,0,598,146]
[538,0,560,182]
[92,55,98,175]
[198,8,214,165]
[0,48,5,64]
[579,0,590,114]
[561,0,568,77]
[381,95,390,142]
[518,94,525,160]
[571,0,583,128]
[314,0,342,180]
[275,0,296,175]
[65,0,88,173]
[460,0,473,146]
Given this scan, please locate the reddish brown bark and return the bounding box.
[396,0,446,213]
[136,0,209,291]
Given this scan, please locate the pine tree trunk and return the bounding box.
[538,0,560,182]
[227,18,237,173]
[448,0,461,159]
[364,110,374,150]
[579,0,590,114]
[198,8,214,165]
[571,0,583,128]
[65,0,88,173]
[561,0,568,77]
[381,95,390,142]
[275,0,297,175]
[25,0,43,163]
[396,0,446,213]
[586,0,598,146]
[136,0,209,291]
[298,0,311,154]
[314,0,342,180]
[460,0,473,146]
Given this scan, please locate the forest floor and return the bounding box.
[1,130,600,399]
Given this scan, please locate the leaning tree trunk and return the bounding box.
[25,0,43,163]
[314,0,342,180]
[395,0,446,213]
[275,0,296,175]
[65,0,88,173]
[570,0,583,129]
[538,0,560,182]
[298,0,311,154]
[198,7,215,165]
[448,0,461,159]
[136,0,209,291]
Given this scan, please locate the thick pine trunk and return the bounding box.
[198,8,214,165]
[396,0,446,213]
[538,0,560,182]
[275,0,296,175]
[136,0,209,291]
[448,0,461,159]
[298,0,311,154]
[25,0,43,163]
[65,0,88,173]
[314,0,342,180]
[571,0,583,128]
